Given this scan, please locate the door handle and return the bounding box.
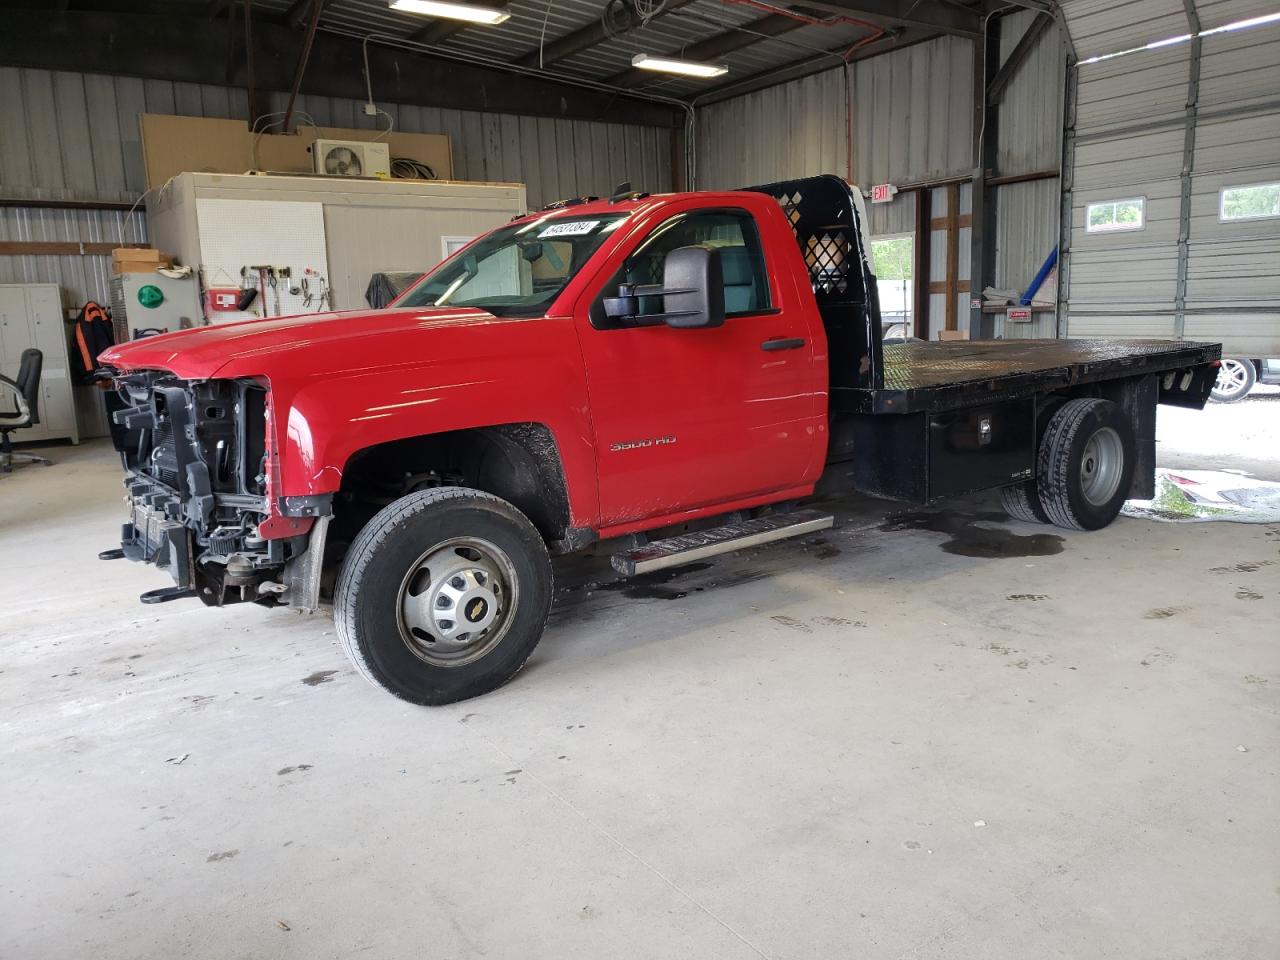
[761,337,805,352]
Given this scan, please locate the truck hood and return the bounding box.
[101,307,507,379]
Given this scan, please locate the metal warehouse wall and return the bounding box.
[1060,2,1280,355]
[0,67,672,307]
[694,35,976,238]
[696,26,1068,340]
[992,10,1066,340]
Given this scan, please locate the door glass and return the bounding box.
[596,210,771,326]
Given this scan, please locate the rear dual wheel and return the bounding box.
[1002,397,1135,531]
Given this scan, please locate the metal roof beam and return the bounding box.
[797,0,983,39]
[514,0,699,68]
[609,12,808,88]
[284,0,338,30]
[0,9,683,127]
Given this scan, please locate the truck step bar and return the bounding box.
[611,509,834,577]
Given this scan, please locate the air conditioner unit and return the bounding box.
[311,140,390,178]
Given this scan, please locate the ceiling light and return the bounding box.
[389,0,511,25]
[631,53,728,79]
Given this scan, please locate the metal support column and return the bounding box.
[1056,53,1077,339]
[1174,0,1203,340]
[970,13,1001,339]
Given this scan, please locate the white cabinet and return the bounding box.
[0,284,79,445]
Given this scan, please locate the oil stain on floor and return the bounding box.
[880,510,1065,559]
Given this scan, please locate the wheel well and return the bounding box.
[334,423,572,544]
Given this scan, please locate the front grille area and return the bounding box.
[111,371,269,545]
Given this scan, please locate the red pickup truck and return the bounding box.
[102,175,1220,704]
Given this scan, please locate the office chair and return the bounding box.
[0,349,52,472]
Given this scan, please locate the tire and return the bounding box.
[1036,398,1135,531]
[1000,480,1049,524]
[1210,358,1256,403]
[335,487,552,705]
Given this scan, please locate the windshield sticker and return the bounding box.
[538,220,601,238]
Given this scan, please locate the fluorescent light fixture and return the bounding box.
[631,53,728,79]
[389,0,511,25]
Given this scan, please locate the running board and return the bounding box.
[611,509,834,577]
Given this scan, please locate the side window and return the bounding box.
[596,209,771,326]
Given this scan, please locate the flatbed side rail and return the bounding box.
[837,339,1221,415]
[743,174,884,390]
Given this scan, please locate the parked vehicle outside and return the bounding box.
[1210,358,1280,402]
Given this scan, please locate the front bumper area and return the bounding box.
[120,478,196,591]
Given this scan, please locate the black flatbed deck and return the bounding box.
[843,338,1221,414]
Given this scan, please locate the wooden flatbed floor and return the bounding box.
[841,338,1221,414]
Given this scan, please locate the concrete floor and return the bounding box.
[2,401,1277,959]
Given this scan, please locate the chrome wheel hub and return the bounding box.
[1215,359,1249,394]
[398,538,517,667]
[1080,426,1123,507]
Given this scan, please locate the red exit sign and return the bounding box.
[870,183,896,203]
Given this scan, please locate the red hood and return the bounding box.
[101,307,507,379]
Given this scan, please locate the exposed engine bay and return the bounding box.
[110,371,313,607]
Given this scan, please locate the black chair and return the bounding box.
[0,348,52,472]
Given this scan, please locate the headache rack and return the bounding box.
[745,174,885,395]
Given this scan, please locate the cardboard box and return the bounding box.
[938,329,970,341]
[112,247,170,274]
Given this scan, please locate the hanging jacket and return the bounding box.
[71,301,115,386]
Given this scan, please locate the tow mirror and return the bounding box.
[601,245,725,329]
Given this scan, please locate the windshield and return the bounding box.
[398,214,629,317]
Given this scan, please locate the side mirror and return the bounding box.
[601,245,725,328]
[660,245,725,328]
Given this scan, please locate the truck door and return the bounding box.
[575,204,825,526]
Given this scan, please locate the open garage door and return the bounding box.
[1058,0,1280,357]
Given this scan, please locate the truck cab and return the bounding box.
[102,175,1220,705]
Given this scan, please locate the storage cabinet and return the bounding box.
[0,284,79,445]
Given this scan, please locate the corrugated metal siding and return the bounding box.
[1064,20,1280,355]
[994,178,1061,338]
[1181,27,1280,354]
[0,66,671,308]
[1065,42,1189,335]
[996,11,1066,175]
[0,208,146,309]
[992,10,1065,338]
[695,35,975,197]
[1185,0,1280,31]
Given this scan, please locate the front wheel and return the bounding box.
[335,487,553,705]
[1210,358,1256,403]
[1036,398,1135,531]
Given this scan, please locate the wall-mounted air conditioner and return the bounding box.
[311,140,390,178]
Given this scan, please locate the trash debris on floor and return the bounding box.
[1123,469,1280,523]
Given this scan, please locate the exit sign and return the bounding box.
[870,183,896,203]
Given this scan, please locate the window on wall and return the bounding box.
[1220,183,1280,221]
[1085,198,1146,233]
